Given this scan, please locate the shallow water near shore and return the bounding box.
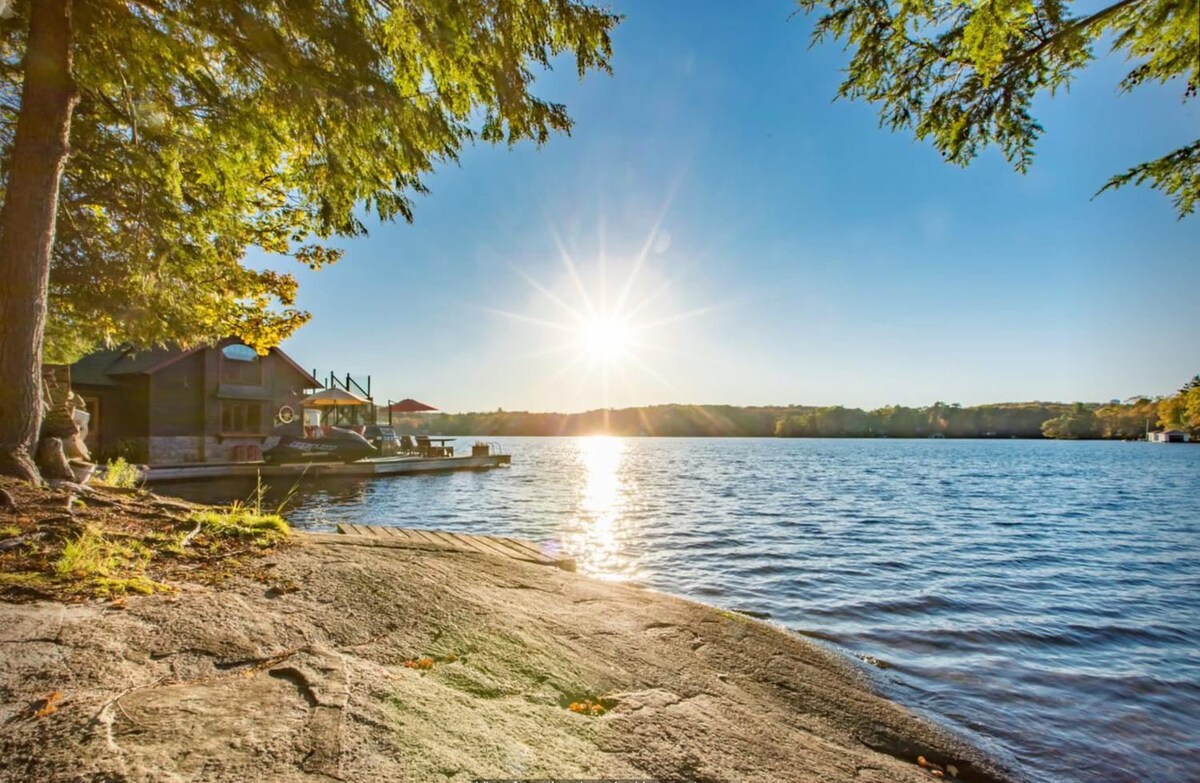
[164,437,1200,783]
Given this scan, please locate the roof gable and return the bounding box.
[71,339,319,388]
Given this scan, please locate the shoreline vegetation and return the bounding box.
[389,378,1200,440]
[0,477,1013,783]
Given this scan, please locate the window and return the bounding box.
[220,343,262,385]
[221,402,262,434]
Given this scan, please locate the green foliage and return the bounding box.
[778,401,1078,438]
[1098,139,1200,218]
[0,0,618,361]
[1040,402,1097,439]
[794,0,1199,216]
[96,456,140,489]
[55,526,163,595]
[1093,398,1158,438]
[187,504,290,548]
[1157,393,1188,430]
[408,389,1198,440]
[775,406,874,437]
[393,404,796,437]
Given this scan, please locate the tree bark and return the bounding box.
[0,0,78,481]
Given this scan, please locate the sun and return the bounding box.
[577,317,631,364]
[484,203,721,409]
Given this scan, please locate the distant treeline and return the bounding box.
[1040,378,1199,440]
[384,377,1200,439]
[384,377,1199,440]
[776,402,1075,439]
[388,405,792,438]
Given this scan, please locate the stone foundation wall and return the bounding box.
[146,436,264,465]
[147,437,204,465]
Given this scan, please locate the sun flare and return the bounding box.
[577,317,631,364]
[486,206,721,409]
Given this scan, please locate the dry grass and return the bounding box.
[0,477,291,601]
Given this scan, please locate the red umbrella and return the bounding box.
[388,398,438,413]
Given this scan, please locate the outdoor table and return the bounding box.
[424,437,456,457]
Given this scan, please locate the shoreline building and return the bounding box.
[69,338,319,465]
[1147,430,1190,443]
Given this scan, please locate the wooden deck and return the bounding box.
[334,523,575,571]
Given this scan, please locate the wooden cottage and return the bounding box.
[70,338,319,465]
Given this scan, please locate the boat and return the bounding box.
[262,386,377,464]
[262,423,376,464]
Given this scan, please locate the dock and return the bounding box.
[144,452,511,483]
[329,523,575,571]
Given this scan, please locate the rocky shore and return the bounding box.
[1,529,1013,782]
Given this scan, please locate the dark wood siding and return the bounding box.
[74,377,149,459]
[149,351,205,436]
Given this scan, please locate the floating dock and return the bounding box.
[144,452,511,483]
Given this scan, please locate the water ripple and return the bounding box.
[167,437,1200,783]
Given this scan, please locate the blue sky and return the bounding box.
[258,0,1199,413]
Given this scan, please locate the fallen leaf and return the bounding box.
[34,691,62,719]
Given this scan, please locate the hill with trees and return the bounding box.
[387,378,1200,440]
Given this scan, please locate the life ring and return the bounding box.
[277,405,296,424]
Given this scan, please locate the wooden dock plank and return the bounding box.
[451,533,504,558]
[498,536,554,561]
[408,529,448,547]
[458,533,531,562]
[478,536,552,564]
[423,530,466,550]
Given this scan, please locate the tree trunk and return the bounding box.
[0,0,78,482]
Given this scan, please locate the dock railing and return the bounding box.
[472,441,506,457]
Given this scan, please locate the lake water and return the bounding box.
[165,437,1200,782]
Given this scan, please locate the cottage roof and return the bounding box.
[69,349,126,387]
[70,341,319,388]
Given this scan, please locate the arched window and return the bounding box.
[222,343,258,362]
[220,343,262,384]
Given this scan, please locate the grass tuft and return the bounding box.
[0,571,52,589]
[0,477,292,601]
[95,457,141,489]
[54,526,166,596]
[187,503,290,548]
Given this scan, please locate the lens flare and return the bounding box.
[485,200,723,410]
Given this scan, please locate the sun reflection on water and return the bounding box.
[562,436,633,579]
